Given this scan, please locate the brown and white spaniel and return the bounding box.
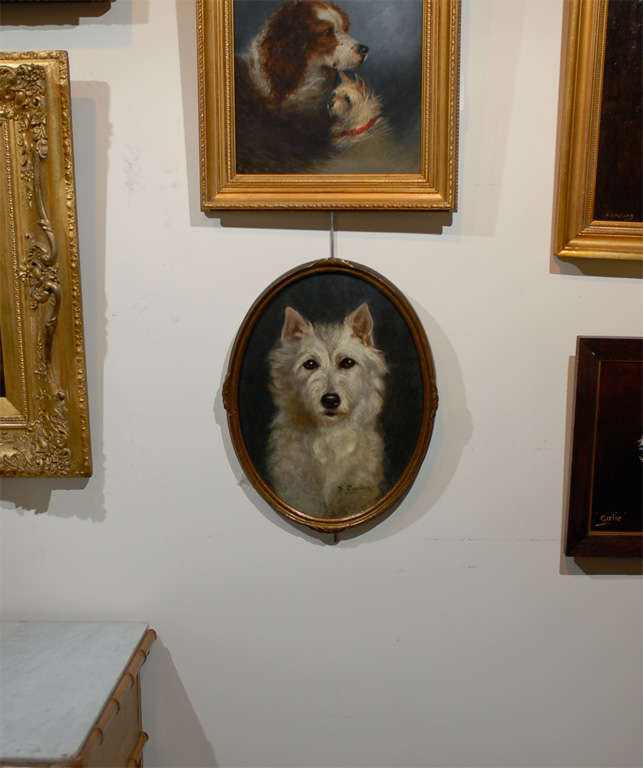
[246,1,369,112]
[234,1,369,173]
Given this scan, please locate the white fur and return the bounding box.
[315,6,365,70]
[267,304,388,518]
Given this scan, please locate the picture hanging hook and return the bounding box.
[329,211,335,260]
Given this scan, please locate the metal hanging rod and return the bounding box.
[329,211,335,260]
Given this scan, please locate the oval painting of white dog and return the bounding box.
[224,259,438,533]
[233,0,423,173]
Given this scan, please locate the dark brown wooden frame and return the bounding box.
[223,258,438,534]
[566,337,643,557]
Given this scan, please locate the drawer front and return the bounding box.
[85,675,141,768]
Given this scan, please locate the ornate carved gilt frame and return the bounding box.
[0,51,91,477]
[197,0,460,210]
[553,0,643,260]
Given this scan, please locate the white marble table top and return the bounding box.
[0,621,148,763]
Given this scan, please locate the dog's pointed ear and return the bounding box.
[281,306,312,342]
[345,303,374,347]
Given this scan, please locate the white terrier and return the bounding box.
[267,303,388,518]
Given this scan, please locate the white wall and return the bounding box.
[1,2,642,767]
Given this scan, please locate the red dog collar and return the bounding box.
[340,116,378,137]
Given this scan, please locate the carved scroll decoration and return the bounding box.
[0,53,91,477]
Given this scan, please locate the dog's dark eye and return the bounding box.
[324,27,334,37]
[339,358,355,369]
[344,95,351,104]
[303,359,319,370]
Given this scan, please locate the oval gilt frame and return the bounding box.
[223,258,438,533]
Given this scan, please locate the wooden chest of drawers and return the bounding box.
[0,623,156,768]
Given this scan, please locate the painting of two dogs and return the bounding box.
[233,0,422,174]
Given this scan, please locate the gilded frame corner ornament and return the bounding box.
[0,51,91,477]
[553,0,643,261]
[197,0,461,210]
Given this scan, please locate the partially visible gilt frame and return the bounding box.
[553,0,643,260]
[0,51,91,477]
[197,0,460,210]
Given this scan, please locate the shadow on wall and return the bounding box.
[0,84,109,522]
[565,557,643,575]
[217,210,453,236]
[0,1,135,26]
[213,299,471,545]
[551,255,643,279]
[0,478,91,517]
[141,640,218,768]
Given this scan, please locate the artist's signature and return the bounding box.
[601,212,636,221]
[595,512,624,528]
[337,484,374,494]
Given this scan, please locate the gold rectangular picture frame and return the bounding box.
[553,0,643,260]
[197,0,460,210]
[0,51,92,477]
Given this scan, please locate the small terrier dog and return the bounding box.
[313,72,400,173]
[267,303,388,518]
[327,72,390,148]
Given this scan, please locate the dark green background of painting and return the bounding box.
[594,0,642,222]
[238,272,427,499]
[590,360,643,533]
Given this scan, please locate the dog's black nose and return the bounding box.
[358,44,369,58]
[321,393,340,410]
